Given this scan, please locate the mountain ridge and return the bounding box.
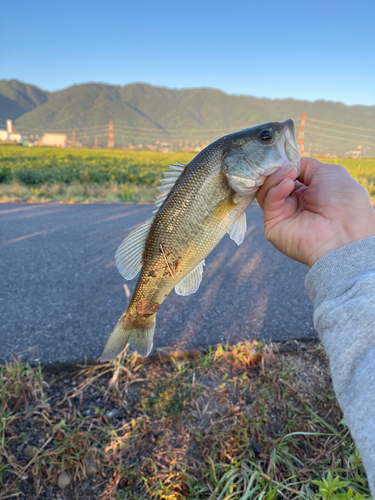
[1,79,374,155]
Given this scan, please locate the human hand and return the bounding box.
[256,157,375,267]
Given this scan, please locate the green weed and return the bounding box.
[0,343,372,499]
[1,146,375,203]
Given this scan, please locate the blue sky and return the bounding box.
[1,0,374,106]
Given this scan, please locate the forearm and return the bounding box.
[305,236,375,494]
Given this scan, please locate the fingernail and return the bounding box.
[286,165,297,174]
[278,165,293,175]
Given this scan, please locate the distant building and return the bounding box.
[0,120,23,143]
[38,133,67,148]
[9,133,23,143]
[0,130,8,141]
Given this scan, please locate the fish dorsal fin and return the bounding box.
[228,212,247,246]
[115,217,154,280]
[154,163,186,212]
[175,260,205,296]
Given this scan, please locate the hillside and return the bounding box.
[0,80,49,123]
[1,79,374,155]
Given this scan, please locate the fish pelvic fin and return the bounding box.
[175,259,205,296]
[228,212,247,245]
[100,316,155,361]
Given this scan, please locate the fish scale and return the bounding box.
[100,119,301,361]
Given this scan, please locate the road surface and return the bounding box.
[0,203,316,369]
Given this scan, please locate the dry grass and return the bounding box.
[0,180,156,203]
[0,342,371,499]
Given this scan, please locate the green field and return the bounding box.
[1,145,374,203]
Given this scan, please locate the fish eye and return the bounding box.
[259,130,273,143]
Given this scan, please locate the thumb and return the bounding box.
[257,165,299,209]
[263,178,296,221]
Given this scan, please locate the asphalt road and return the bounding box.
[0,203,316,369]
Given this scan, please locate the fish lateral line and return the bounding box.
[142,236,151,265]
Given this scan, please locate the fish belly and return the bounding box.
[130,191,252,312]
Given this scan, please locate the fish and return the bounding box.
[100,119,301,361]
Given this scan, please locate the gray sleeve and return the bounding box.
[305,236,375,495]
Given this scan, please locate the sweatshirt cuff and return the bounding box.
[305,236,375,308]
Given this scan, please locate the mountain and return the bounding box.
[1,79,374,156]
[0,80,49,123]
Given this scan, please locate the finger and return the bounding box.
[257,165,298,209]
[291,180,304,194]
[298,157,324,186]
[264,177,296,217]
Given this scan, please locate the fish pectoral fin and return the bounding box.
[228,212,247,246]
[100,317,155,361]
[115,217,154,280]
[175,260,205,296]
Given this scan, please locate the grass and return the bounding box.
[0,145,374,203]
[329,157,375,199]
[0,341,372,499]
[0,180,157,203]
[0,146,195,203]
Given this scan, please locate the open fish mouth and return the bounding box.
[256,119,301,178]
[224,120,301,198]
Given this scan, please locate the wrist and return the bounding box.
[309,215,375,267]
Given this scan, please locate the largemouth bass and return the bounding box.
[101,119,300,361]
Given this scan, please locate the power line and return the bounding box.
[16,124,109,133]
[307,129,375,147]
[307,118,375,133]
[16,117,375,149]
[17,118,302,136]
[307,123,375,140]
[110,118,302,134]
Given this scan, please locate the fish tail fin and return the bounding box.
[100,314,155,361]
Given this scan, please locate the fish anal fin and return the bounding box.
[115,217,154,281]
[175,260,205,296]
[228,212,247,245]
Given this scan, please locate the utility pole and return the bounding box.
[72,130,75,147]
[108,120,114,148]
[94,135,98,148]
[6,120,12,140]
[297,112,306,156]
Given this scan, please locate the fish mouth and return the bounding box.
[224,118,301,197]
[282,119,300,155]
[257,119,301,178]
[280,118,297,143]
